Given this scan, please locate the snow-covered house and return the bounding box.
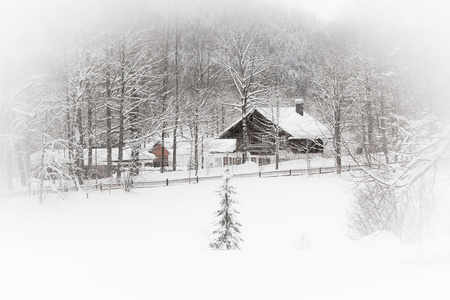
[144,132,194,170]
[203,139,239,169]
[205,99,333,167]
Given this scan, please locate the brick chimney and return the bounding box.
[295,98,304,116]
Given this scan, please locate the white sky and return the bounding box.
[280,0,353,21]
[1,0,449,65]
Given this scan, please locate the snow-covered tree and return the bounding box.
[311,30,354,174]
[108,20,163,178]
[219,26,270,163]
[210,170,243,250]
[0,71,39,191]
[348,115,450,241]
[184,17,222,175]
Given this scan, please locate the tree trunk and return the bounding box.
[172,25,180,171]
[275,102,280,170]
[361,111,371,167]
[334,106,342,174]
[275,136,280,170]
[160,25,170,174]
[173,104,178,171]
[379,92,389,164]
[241,103,249,163]
[221,105,225,133]
[194,123,199,176]
[87,94,93,179]
[105,47,113,178]
[117,48,125,180]
[65,44,75,181]
[367,100,374,164]
[75,105,84,185]
[106,97,112,177]
[117,95,124,180]
[129,91,140,175]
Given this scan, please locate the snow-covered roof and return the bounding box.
[257,107,332,139]
[146,136,193,156]
[204,139,237,153]
[221,106,332,140]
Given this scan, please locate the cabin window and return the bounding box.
[229,157,240,165]
[223,157,228,166]
[258,157,271,165]
[215,158,222,167]
[356,147,363,155]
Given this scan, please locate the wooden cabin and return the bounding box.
[207,99,333,166]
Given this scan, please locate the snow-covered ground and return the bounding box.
[2,156,356,194]
[132,156,356,181]
[0,169,449,300]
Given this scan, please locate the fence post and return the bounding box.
[319,167,321,174]
[166,178,169,186]
[259,171,261,178]
[196,176,199,183]
[289,169,292,176]
[349,164,351,171]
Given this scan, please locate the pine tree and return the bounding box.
[210,170,243,250]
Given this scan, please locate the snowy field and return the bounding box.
[1,171,449,300]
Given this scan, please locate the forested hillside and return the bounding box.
[1,0,449,195]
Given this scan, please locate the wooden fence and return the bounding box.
[0,164,373,199]
[14,163,369,198]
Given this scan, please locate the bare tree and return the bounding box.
[346,45,404,167]
[349,115,450,240]
[185,18,222,175]
[64,33,101,186]
[311,31,354,174]
[171,19,184,171]
[219,26,270,163]
[111,23,160,179]
[0,67,40,190]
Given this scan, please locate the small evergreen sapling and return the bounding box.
[210,170,243,250]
